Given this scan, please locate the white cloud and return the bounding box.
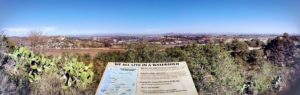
[41,26,57,32]
[5,26,57,32]
[4,26,58,36]
[145,28,161,32]
[5,27,31,32]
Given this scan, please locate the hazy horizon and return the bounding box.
[1,0,299,36]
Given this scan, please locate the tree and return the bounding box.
[102,41,112,47]
[77,53,92,63]
[94,52,124,63]
[132,43,170,62]
[28,31,44,48]
[264,33,297,66]
[173,44,245,94]
[124,44,136,62]
[248,50,264,65]
[246,39,265,47]
[0,29,6,51]
[165,46,187,61]
[227,39,250,64]
[0,29,15,52]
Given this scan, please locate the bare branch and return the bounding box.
[28,30,44,48]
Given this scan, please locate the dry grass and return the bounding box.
[30,73,97,95]
[34,48,125,57]
[30,74,64,95]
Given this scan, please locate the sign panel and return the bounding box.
[96,62,198,95]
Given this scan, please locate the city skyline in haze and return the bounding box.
[1,0,299,36]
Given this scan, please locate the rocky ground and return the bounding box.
[0,52,30,95]
[280,48,300,95]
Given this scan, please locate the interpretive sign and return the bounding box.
[96,62,198,95]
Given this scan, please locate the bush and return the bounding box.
[9,47,95,94]
[265,33,297,66]
[183,44,245,94]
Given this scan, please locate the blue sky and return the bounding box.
[0,0,299,36]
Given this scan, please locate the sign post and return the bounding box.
[96,62,198,95]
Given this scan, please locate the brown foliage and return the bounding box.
[28,31,46,48]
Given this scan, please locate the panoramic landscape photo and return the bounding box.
[0,0,299,95]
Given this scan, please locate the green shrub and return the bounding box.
[9,47,95,94]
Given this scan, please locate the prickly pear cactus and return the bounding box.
[10,47,59,82]
[63,57,94,88]
[9,46,94,89]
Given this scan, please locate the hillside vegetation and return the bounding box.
[0,33,299,95]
